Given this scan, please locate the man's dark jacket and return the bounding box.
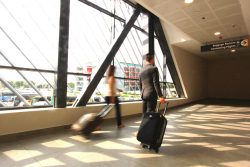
[139,64,163,100]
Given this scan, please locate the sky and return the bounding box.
[0,0,173,85]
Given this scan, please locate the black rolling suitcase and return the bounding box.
[71,105,113,136]
[137,102,168,153]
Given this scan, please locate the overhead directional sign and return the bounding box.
[201,38,249,52]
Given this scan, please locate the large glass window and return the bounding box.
[68,0,147,102]
[1,0,179,110]
[155,38,178,98]
[0,0,60,109]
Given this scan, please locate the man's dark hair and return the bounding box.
[145,53,154,62]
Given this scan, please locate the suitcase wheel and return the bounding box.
[141,144,148,149]
[149,146,159,153]
[140,144,159,153]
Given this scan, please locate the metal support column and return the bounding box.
[148,13,154,56]
[56,0,70,108]
[154,16,185,98]
[73,5,141,107]
[163,55,167,97]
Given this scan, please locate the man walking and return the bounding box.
[139,53,165,114]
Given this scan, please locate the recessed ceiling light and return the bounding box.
[181,38,186,42]
[185,0,194,4]
[231,49,236,53]
[214,32,221,36]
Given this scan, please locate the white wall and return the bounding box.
[171,46,208,104]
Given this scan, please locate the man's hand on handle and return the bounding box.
[159,96,166,104]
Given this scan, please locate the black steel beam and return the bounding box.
[78,0,123,22]
[154,16,185,98]
[148,13,155,56]
[0,65,92,77]
[122,0,136,8]
[73,5,141,107]
[56,0,70,108]
[78,0,147,35]
[163,54,167,97]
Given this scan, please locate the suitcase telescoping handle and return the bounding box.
[157,101,169,116]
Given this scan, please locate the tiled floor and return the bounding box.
[1,100,250,167]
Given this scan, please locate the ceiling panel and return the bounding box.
[182,1,210,16]
[206,0,239,10]
[136,0,171,8]
[203,26,226,36]
[188,12,216,24]
[179,24,201,34]
[220,14,245,26]
[199,20,220,29]
[174,18,194,28]
[156,2,180,16]
[134,0,249,59]
[214,4,242,19]
[225,25,248,37]
[163,10,187,23]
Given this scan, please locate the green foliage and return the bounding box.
[95,92,101,95]
[68,82,75,89]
